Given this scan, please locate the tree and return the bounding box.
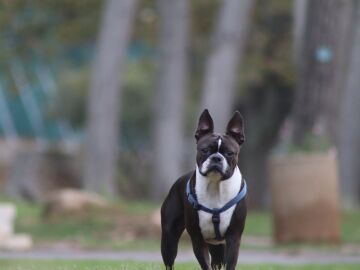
[151,0,189,199]
[238,72,293,209]
[293,0,308,67]
[338,1,360,207]
[83,0,137,195]
[235,1,293,209]
[291,0,353,145]
[201,0,254,130]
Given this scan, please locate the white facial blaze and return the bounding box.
[217,138,222,152]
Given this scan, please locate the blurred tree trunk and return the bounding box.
[83,0,137,196]
[151,0,189,199]
[338,1,360,207]
[201,0,254,130]
[291,0,353,145]
[293,0,308,67]
[238,73,293,209]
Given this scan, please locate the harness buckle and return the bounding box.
[212,211,220,224]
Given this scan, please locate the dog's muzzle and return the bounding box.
[201,153,227,175]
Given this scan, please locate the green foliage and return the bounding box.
[284,133,333,154]
[55,68,90,129]
[0,0,101,59]
[244,0,294,85]
[133,0,157,47]
[0,0,325,199]
[121,59,156,149]
[1,0,295,140]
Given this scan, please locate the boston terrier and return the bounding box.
[161,109,247,270]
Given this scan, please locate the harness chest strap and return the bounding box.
[186,177,247,241]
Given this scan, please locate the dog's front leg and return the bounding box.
[161,190,185,269]
[191,237,211,270]
[224,235,241,270]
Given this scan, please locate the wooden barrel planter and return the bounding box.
[269,152,341,243]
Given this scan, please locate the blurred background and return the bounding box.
[0,0,360,267]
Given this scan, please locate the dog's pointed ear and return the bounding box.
[195,109,214,142]
[226,111,245,145]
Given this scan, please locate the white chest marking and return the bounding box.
[195,166,242,244]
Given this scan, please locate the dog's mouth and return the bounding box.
[205,163,224,175]
[201,163,234,181]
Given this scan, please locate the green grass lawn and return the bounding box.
[0,260,359,270]
[3,197,360,250]
[342,210,360,243]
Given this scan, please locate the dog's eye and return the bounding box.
[225,151,235,157]
[201,148,210,154]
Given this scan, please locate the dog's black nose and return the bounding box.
[211,156,222,163]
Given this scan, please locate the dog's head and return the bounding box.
[195,109,245,180]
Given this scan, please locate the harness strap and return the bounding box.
[186,177,247,241]
[211,210,222,240]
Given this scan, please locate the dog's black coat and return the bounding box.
[161,110,247,270]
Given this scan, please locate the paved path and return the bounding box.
[0,249,359,265]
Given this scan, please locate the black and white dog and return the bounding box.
[161,109,247,270]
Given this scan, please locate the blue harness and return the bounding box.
[186,177,247,241]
